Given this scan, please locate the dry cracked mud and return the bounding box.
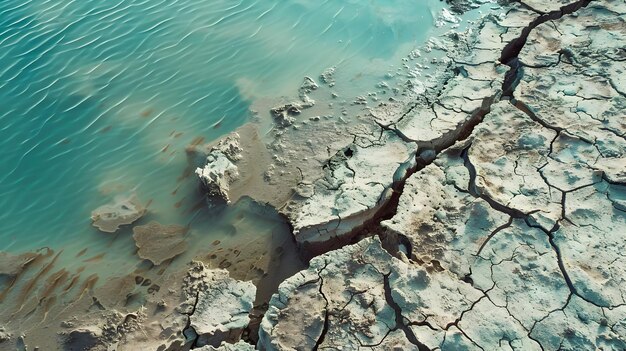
[252,0,626,350]
[2,0,625,350]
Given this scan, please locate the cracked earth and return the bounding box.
[246,0,626,350]
[3,0,623,350]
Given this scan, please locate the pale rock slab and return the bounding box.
[196,340,255,351]
[184,263,256,347]
[91,193,146,233]
[556,182,626,308]
[396,61,506,147]
[531,296,626,351]
[284,132,417,244]
[518,0,579,14]
[473,219,569,330]
[458,298,542,350]
[539,133,602,192]
[259,237,485,350]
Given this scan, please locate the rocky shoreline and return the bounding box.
[1,0,625,350]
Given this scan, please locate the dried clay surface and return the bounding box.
[2,0,625,350]
[256,1,626,350]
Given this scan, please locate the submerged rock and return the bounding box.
[270,77,319,128]
[298,76,319,104]
[319,67,336,87]
[132,221,188,265]
[0,252,39,277]
[91,194,146,233]
[270,103,303,128]
[0,326,12,343]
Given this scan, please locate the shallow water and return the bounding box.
[0,0,447,319]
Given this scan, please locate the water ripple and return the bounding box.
[0,0,439,286]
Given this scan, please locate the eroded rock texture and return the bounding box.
[259,1,626,350]
[195,133,243,204]
[184,263,256,348]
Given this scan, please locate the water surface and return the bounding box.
[0,0,446,321]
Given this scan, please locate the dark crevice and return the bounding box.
[443,294,489,331]
[313,262,331,351]
[302,94,498,261]
[500,0,594,97]
[182,291,202,349]
[599,127,626,141]
[288,0,596,265]
[608,78,626,98]
[511,99,563,134]
[525,219,624,309]
[461,148,528,219]
[476,217,514,257]
[383,273,431,351]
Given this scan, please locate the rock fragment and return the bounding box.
[91,194,146,233]
[184,263,256,347]
[63,326,104,351]
[270,103,303,128]
[319,67,336,87]
[195,133,242,204]
[270,77,319,128]
[195,340,255,351]
[0,326,12,343]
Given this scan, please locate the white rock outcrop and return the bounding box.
[195,133,242,204]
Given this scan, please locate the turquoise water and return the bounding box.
[0,0,441,255]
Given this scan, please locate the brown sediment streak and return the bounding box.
[83,253,106,263]
[40,269,69,301]
[63,271,83,293]
[0,251,42,303]
[187,198,207,214]
[74,273,100,301]
[36,269,69,320]
[40,295,57,323]
[174,198,185,208]
[15,250,63,309]
[75,248,88,257]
